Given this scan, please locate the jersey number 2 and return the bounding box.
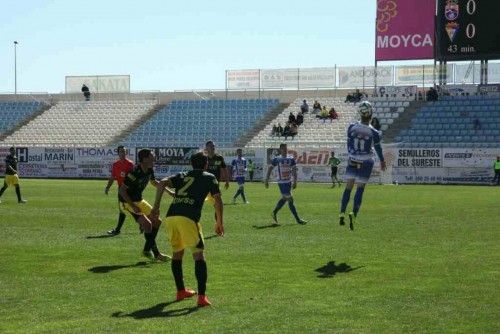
[178,177,194,196]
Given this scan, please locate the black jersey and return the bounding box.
[5,154,18,175]
[123,165,155,202]
[206,154,226,181]
[166,170,220,222]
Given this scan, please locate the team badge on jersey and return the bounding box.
[445,0,459,21]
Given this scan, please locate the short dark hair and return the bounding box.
[191,151,208,169]
[138,148,153,163]
[9,146,15,151]
[205,140,214,147]
[117,145,125,152]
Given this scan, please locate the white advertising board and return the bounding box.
[65,75,130,93]
[2,146,498,185]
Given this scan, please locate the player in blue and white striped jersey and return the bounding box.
[265,143,307,225]
[339,101,386,230]
[230,148,248,204]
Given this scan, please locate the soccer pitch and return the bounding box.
[0,179,498,333]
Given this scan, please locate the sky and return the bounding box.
[1,0,398,93]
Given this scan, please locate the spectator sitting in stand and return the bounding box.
[426,87,438,101]
[328,107,339,122]
[288,112,296,125]
[300,100,309,113]
[289,122,298,139]
[316,106,329,122]
[313,100,321,113]
[271,124,278,136]
[277,123,284,137]
[283,122,291,140]
[296,111,304,126]
[345,89,363,103]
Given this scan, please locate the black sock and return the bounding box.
[195,260,207,296]
[0,184,7,197]
[115,213,126,232]
[143,232,154,252]
[171,260,185,291]
[15,186,22,202]
[150,227,160,256]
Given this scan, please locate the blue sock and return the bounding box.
[340,188,352,213]
[274,198,286,213]
[353,187,365,216]
[288,199,300,222]
[241,188,247,202]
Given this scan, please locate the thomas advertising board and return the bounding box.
[75,147,136,178]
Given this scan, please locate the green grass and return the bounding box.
[0,179,499,333]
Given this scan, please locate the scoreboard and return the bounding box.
[436,0,500,61]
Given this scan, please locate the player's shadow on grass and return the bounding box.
[204,234,219,240]
[252,223,286,229]
[85,234,116,239]
[112,301,198,319]
[88,261,151,274]
[315,261,364,278]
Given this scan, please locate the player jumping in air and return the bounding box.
[265,143,307,225]
[339,101,386,231]
[230,148,249,204]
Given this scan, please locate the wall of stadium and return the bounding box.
[0,146,498,184]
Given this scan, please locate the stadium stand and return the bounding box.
[395,95,500,148]
[369,97,412,132]
[0,101,47,138]
[245,98,358,148]
[120,99,279,148]
[2,99,156,147]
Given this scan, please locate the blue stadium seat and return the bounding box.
[0,101,46,135]
[121,99,280,148]
[402,96,500,147]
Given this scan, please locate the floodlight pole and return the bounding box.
[14,41,18,95]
